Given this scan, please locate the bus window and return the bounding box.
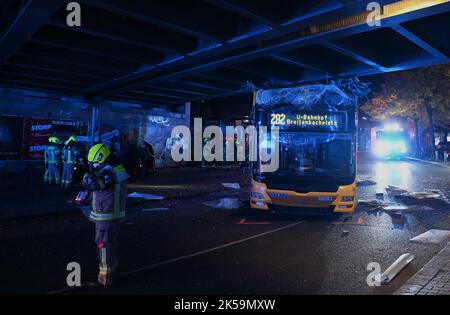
[276,132,354,180]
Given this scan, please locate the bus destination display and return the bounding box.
[269,112,346,132]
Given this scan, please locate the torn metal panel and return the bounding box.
[410,229,450,245]
[381,253,415,284]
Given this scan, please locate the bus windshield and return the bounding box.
[275,132,355,179]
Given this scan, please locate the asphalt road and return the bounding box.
[0,157,449,295]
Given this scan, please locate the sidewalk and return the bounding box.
[406,157,450,169]
[395,241,450,295]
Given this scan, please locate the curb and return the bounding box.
[406,157,450,169]
[395,240,450,295]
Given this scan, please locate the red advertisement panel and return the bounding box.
[22,118,88,160]
[22,117,53,160]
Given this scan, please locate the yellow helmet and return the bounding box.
[88,143,110,164]
[65,136,77,145]
[48,136,60,144]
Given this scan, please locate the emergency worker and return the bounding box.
[44,136,61,185]
[61,136,82,188]
[82,143,129,286]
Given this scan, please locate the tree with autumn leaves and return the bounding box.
[361,64,450,155]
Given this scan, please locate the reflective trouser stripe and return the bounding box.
[67,150,75,164]
[90,211,125,221]
[44,163,60,184]
[99,248,108,275]
[98,247,118,275]
[101,248,107,266]
[99,263,118,275]
[99,265,118,275]
[61,163,74,187]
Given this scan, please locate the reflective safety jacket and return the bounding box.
[45,144,61,165]
[83,164,129,222]
[62,145,82,164]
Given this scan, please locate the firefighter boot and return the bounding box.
[97,272,115,286]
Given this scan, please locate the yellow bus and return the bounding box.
[250,85,357,214]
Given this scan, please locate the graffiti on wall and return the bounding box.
[141,116,188,167]
[0,115,23,160]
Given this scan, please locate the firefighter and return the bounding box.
[61,136,82,189]
[82,143,129,286]
[44,136,61,185]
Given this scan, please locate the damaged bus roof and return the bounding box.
[255,82,361,111]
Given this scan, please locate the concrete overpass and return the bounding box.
[0,0,449,108]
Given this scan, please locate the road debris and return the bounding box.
[383,205,411,211]
[371,204,435,212]
[385,185,408,196]
[359,199,391,208]
[393,189,449,204]
[396,205,435,212]
[341,230,350,236]
[409,229,450,244]
[398,191,441,200]
[409,192,441,199]
[375,190,384,199]
[203,198,241,210]
[408,206,435,211]
[356,176,377,186]
[381,253,415,284]
[127,192,164,200]
[222,183,241,190]
[360,198,437,213]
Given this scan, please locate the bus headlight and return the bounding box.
[341,196,354,202]
[251,192,264,199]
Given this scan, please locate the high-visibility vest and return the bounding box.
[62,146,80,164]
[45,145,60,164]
[89,165,129,222]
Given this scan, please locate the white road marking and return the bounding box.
[47,282,98,295]
[47,220,304,295]
[121,220,304,277]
